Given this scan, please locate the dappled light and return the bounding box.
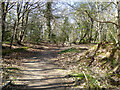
[1,0,120,90]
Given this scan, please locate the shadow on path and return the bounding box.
[2,44,92,90]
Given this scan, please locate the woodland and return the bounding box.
[1,0,120,90]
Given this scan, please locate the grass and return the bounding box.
[66,72,106,88]
[58,47,80,54]
[66,73,93,80]
[3,66,21,80]
[3,41,11,44]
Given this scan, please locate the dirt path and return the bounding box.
[5,44,93,90]
[11,45,74,90]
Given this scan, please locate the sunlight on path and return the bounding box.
[14,46,74,89]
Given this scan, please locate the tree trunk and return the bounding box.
[46,2,52,41]
[10,21,16,49]
[117,1,120,46]
[1,2,9,42]
[1,2,5,42]
[89,20,93,43]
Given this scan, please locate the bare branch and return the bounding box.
[96,20,118,26]
[85,10,118,26]
[8,2,16,11]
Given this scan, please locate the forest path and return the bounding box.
[13,44,93,90]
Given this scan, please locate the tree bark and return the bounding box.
[19,2,29,44]
[10,21,16,49]
[46,2,52,41]
[117,1,120,46]
[1,2,5,42]
[1,2,9,42]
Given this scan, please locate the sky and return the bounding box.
[2,0,117,2]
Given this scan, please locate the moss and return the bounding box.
[66,73,92,80]
[58,48,80,54]
[21,46,29,49]
[3,41,11,44]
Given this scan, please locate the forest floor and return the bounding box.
[2,43,94,90]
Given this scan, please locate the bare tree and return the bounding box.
[1,1,15,42]
[45,1,53,41]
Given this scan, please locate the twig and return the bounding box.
[2,80,12,89]
[82,71,89,87]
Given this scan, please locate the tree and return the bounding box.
[1,1,14,42]
[45,1,53,41]
[117,1,120,46]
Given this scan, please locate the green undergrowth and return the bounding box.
[3,41,11,44]
[63,42,120,89]
[2,66,21,82]
[2,46,29,56]
[66,73,92,80]
[66,72,104,89]
[58,47,80,54]
[67,69,119,89]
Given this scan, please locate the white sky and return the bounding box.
[2,0,118,2]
